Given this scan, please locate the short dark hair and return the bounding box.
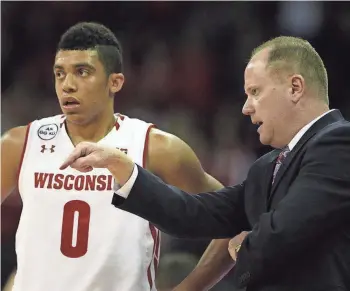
[57,22,123,75]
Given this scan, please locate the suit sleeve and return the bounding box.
[234,125,350,286]
[112,165,249,239]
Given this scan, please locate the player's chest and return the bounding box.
[29,131,131,167]
[23,142,124,196]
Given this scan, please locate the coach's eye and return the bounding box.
[251,88,259,96]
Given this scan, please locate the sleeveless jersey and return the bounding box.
[13,113,160,291]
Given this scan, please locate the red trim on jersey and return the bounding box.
[16,123,31,183]
[143,123,159,289]
[115,114,126,131]
[147,223,158,288]
[115,121,120,131]
[154,229,160,273]
[142,124,156,168]
[117,113,125,121]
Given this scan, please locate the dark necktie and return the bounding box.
[272,146,290,184]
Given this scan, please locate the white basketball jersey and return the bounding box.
[14,113,160,291]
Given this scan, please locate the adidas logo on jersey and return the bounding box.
[34,172,114,191]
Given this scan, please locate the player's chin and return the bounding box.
[63,111,89,125]
[61,108,81,115]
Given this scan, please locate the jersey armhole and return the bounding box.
[142,123,160,288]
[142,124,156,169]
[17,122,32,187]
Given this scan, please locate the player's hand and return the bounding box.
[59,142,134,185]
[228,231,250,261]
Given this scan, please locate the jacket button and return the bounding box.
[239,271,251,286]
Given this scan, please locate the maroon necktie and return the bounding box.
[272,146,290,184]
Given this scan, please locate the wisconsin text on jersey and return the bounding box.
[34,173,114,191]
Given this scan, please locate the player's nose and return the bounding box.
[62,73,77,93]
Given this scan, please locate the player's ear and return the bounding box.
[109,73,124,95]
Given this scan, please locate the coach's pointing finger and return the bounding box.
[60,149,84,170]
[59,142,94,170]
[59,143,135,186]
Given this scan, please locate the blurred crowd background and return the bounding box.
[2,1,350,290]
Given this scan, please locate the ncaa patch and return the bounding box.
[37,124,58,140]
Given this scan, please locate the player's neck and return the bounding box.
[65,110,116,146]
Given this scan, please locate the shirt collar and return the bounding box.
[288,109,335,150]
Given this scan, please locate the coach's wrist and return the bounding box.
[107,151,135,186]
[173,276,210,291]
[173,281,205,291]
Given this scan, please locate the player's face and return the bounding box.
[54,50,124,125]
[242,49,295,148]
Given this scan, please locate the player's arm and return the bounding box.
[146,128,223,193]
[146,128,239,290]
[1,126,28,203]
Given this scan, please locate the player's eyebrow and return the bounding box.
[74,63,96,71]
[53,63,96,71]
[53,64,64,71]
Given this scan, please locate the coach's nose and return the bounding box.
[62,73,77,93]
[242,97,255,116]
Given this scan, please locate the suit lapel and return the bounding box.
[269,109,344,201]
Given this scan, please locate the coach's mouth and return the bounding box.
[253,121,263,132]
[252,120,263,127]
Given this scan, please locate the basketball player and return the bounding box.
[1,22,233,291]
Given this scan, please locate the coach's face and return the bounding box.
[242,48,303,148]
[54,50,124,125]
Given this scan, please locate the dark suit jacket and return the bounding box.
[112,110,350,291]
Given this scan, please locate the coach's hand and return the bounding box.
[60,142,134,186]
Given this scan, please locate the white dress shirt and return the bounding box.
[115,109,335,199]
[288,109,334,150]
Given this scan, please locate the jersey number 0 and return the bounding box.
[60,200,91,258]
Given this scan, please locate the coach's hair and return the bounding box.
[57,22,123,75]
[251,36,328,104]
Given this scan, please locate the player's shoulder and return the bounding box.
[114,112,195,159]
[114,113,151,128]
[148,128,177,150]
[147,127,194,163]
[1,125,30,168]
[114,113,156,145]
[30,114,65,128]
[2,125,28,145]
[146,127,206,179]
[22,114,64,141]
[2,114,64,146]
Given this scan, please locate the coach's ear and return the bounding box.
[109,73,124,96]
[289,74,304,103]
